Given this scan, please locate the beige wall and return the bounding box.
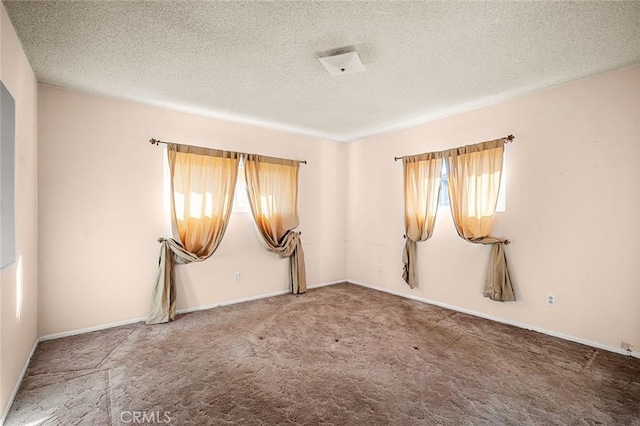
[27,34,640,358]
[37,85,347,337]
[346,65,640,352]
[0,4,39,420]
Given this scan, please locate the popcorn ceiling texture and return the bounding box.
[5,284,640,425]
[3,1,640,142]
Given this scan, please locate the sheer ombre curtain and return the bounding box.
[147,144,239,324]
[402,153,442,288]
[244,154,306,294]
[444,139,515,301]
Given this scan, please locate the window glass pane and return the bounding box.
[438,162,449,207]
[233,158,251,213]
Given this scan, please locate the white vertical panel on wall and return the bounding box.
[0,81,15,269]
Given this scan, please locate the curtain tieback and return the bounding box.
[475,237,510,246]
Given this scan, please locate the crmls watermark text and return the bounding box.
[120,411,172,424]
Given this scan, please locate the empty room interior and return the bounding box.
[1,1,639,425]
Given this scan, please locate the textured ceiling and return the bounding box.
[4,1,640,142]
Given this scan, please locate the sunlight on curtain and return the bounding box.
[462,171,502,219]
[260,195,277,215]
[244,154,306,294]
[173,191,215,220]
[174,192,185,220]
[438,160,506,212]
[447,142,503,239]
[444,140,515,301]
[147,144,239,324]
[170,147,238,254]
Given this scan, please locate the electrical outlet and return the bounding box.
[546,294,556,306]
[233,272,241,282]
[377,264,383,273]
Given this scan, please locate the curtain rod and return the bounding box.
[149,138,307,164]
[394,134,515,162]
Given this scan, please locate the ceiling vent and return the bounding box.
[318,51,366,76]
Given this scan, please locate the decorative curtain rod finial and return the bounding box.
[150,138,160,145]
[504,135,515,143]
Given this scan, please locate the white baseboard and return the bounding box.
[309,279,346,289]
[1,338,38,426]
[348,279,640,359]
[176,289,290,315]
[39,316,147,341]
[39,279,346,341]
[177,279,344,315]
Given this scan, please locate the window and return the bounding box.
[233,158,251,213]
[438,161,506,212]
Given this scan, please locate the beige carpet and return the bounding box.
[5,283,640,425]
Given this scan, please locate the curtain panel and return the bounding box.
[443,139,515,301]
[147,144,239,324]
[402,152,442,288]
[244,154,307,294]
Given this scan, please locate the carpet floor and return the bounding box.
[5,283,640,425]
